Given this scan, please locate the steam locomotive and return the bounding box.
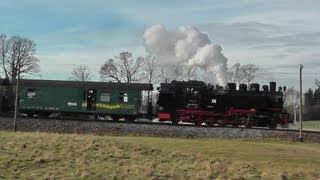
[157,80,290,128]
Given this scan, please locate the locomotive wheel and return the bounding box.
[126,117,135,122]
[171,113,178,125]
[27,113,34,117]
[39,112,51,118]
[219,124,225,127]
[194,121,202,126]
[193,117,203,126]
[256,117,270,127]
[269,123,277,129]
[112,116,120,122]
[171,120,179,125]
[232,124,239,128]
[207,121,215,127]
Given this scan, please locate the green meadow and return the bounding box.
[0,131,319,179]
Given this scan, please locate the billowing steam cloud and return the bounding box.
[143,24,228,86]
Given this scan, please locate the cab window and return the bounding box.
[119,92,128,102]
[27,89,36,99]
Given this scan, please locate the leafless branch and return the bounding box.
[70,65,92,81]
[143,54,158,84]
[241,63,259,85]
[228,62,243,84]
[100,52,145,83]
[1,35,40,81]
[315,78,320,89]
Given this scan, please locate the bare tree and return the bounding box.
[70,65,92,81]
[100,52,144,83]
[228,62,243,84]
[185,66,199,81]
[142,55,158,114]
[143,55,158,84]
[173,65,183,81]
[241,64,259,85]
[155,64,199,83]
[159,67,168,83]
[283,87,300,122]
[315,78,320,89]
[0,35,40,81]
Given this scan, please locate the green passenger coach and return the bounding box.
[18,79,153,120]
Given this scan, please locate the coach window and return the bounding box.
[100,92,110,102]
[27,89,36,99]
[119,92,128,102]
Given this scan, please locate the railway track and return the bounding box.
[1,113,319,135]
[1,113,320,143]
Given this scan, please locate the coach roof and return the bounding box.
[18,79,153,91]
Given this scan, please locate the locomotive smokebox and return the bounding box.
[250,83,260,92]
[227,83,236,92]
[239,83,247,91]
[270,82,276,92]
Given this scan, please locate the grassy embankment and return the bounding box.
[0,131,320,179]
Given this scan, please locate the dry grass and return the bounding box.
[0,131,320,179]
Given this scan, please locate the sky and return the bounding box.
[0,0,319,91]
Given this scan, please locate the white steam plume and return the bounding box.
[143,24,228,86]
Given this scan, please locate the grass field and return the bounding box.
[1,131,320,179]
[302,120,320,130]
[290,120,320,131]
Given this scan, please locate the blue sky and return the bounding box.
[1,0,319,90]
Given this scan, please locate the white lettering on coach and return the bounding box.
[68,102,78,106]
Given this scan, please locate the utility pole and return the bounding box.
[13,64,20,132]
[299,64,303,142]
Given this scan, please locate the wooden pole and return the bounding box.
[13,65,20,132]
[299,64,303,142]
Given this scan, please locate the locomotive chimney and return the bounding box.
[239,83,247,91]
[227,83,236,92]
[250,83,260,92]
[262,85,269,92]
[270,82,276,92]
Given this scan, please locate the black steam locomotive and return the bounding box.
[157,80,290,128]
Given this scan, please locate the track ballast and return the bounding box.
[0,115,319,143]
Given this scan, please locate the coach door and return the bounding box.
[86,89,97,111]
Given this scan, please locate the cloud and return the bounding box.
[2,0,319,90]
[37,43,146,81]
[200,22,320,48]
[198,20,320,90]
[143,24,228,85]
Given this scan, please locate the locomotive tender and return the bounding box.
[157,80,290,128]
[0,78,290,129]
